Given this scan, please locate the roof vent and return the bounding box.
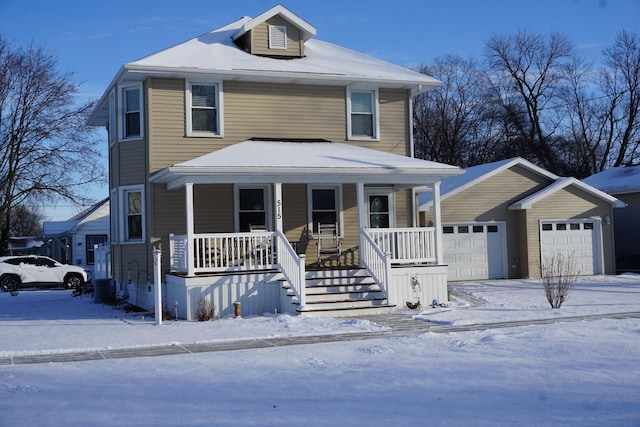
[269,25,287,49]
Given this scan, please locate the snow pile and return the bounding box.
[1,275,639,426]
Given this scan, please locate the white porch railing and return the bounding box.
[274,230,306,309]
[360,228,391,300]
[367,227,437,264]
[169,231,307,308]
[170,232,277,273]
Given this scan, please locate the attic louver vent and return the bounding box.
[269,25,287,49]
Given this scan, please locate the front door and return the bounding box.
[366,188,395,228]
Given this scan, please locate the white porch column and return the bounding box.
[357,182,366,267]
[273,182,283,232]
[433,181,443,264]
[185,183,195,276]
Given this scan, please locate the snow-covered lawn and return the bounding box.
[1,275,639,426]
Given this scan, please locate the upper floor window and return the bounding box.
[268,25,287,49]
[347,88,379,140]
[119,83,143,140]
[186,81,223,137]
[120,186,145,243]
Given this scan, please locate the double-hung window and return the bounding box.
[119,83,143,140]
[186,81,222,137]
[347,88,379,140]
[308,186,342,236]
[121,186,145,242]
[236,186,270,232]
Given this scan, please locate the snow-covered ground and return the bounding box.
[1,275,639,426]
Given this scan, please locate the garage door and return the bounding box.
[540,220,601,275]
[442,222,506,281]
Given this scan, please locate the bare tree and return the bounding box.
[0,37,105,254]
[602,30,640,168]
[2,204,43,236]
[541,252,579,309]
[561,31,640,176]
[485,30,575,174]
[413,56,503,167]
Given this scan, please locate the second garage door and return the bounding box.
[442,222,507,281]
[539,219,602,275]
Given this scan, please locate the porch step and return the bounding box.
[294,268,396,317]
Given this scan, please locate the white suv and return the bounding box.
[0,255,88,292]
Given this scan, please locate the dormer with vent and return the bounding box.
[232,4,317,58]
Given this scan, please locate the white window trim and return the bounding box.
[185,80,224,137]
[365,187,396,228]
[307,184,344,238]
[117,82,144,141]
[346,87,380,141]
[234,184,272,232]
[268,24,287,50]
[110,188,118,244]
[119,185,145,243]
[108,89,116,146]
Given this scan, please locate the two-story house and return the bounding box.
[88,5,462,319]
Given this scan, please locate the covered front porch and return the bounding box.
[149,140,461,318]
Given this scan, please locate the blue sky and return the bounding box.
[1,0,638,219]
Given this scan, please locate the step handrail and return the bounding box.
[360,228,391,303]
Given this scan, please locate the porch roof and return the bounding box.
[150,140,462,190]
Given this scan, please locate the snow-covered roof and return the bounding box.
[150,140,462,190]
[88,8,440,126]
[418,157,557,210]
[583,165,640,195]
[508,177,626,210]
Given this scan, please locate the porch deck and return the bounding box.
[164,227,447,319]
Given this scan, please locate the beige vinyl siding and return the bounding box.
[437,166,552,223]
[109,144,120,187]
[395,189,412,227]
[193,185,234,233]
[147,78,412,172]
[118,140,146,185]
[525,186,615,277]
[252,17,303,57]
[282,184,309,246]
[147,78,188,172]
[150,183,187,237]
[378,89,411,156]
[224,81,346,142]
[120,244,151,284]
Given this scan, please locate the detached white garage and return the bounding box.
[539,219,602,275]
[442,222,507,281]
[420,157,624,279]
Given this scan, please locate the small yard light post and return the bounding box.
[153,246,163,326]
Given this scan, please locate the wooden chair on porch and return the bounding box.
[247,224,270,265]
[317,222,341,266]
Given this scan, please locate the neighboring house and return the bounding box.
[7,237,45,255]
[43,198,110,280]
[419,158,625,281]
[87,5,462,319]
[584,166,640,272]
